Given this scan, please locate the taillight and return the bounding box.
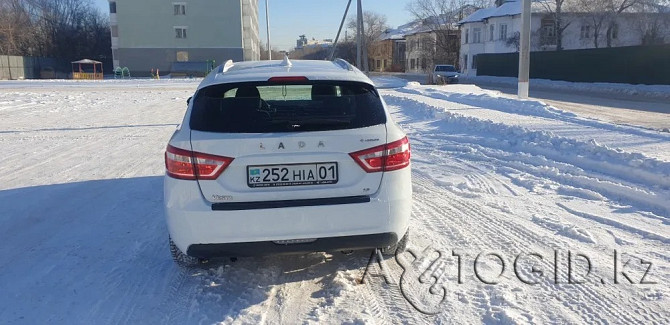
[349,136,410,173]
[165,145,234,180]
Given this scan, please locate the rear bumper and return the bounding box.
[164,166,412,257]
[187,232,397,258]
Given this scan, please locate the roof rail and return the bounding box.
[333,58,353,71]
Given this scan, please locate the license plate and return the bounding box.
[247,162,338,188]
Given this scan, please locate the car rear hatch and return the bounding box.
[187,79,391,204]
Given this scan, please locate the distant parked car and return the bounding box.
[164,58,412,266]
[431,65,459,84]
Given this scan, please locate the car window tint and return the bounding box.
[190,81,386,133]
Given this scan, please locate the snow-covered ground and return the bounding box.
[461,75,670,101]
[0,78,668,324]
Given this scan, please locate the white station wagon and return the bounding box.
[164,57,412,266]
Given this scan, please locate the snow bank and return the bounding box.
[398,85,669,139]
[383,93,670,215]
[462,75,670,100]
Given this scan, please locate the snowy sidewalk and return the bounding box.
[461,75,670,101]
[381,83,670,216]
[383,84,670,163]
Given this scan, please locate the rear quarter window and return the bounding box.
[190,81,386,133]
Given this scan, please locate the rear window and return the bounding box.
[190,81,386,133]
[435,65,456,72]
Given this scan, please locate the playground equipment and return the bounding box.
[151,68,161,79]
[206,60,216,74]
[114,67,131,79]
[71,59,103,80]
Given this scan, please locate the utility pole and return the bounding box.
[265,0,271,60]
[356,0,369,72]
[518,0,531,98]
[356,0,362,69]
[361,7,369,73]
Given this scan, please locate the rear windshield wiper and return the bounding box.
[266,118,352,131]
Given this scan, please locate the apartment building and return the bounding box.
[109,0,259,76]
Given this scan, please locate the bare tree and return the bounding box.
[259,42,284,60]
[0,0,34,55]
[547,0,665,48]
[346,10,389,59]
[602,0,643,46]
[506,31,520,51]
[576,0,610,48]
[406,0,487,69]
[537,0,579,51]
[0,0,110,59]
[631,0,670,45]
[408,0,491,24]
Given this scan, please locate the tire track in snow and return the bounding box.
[404,106,668,322]
[391,95,668,323]
[159,265,201,323]
[411,177,553,323]
[412,172,657,324]
[359,262,426,325]
[412,125,668,320]
[413,122,669,222]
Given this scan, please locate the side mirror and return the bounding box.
[186,96,192,105]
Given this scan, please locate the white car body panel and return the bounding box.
[165,166,411,254]
[190,126,388,204]
[164,59,412,258]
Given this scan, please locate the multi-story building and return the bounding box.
[458,0,670,76]
[380,6,477,74]
[405,28,460,73]
[370,30,406,72]
[108,0,259,76]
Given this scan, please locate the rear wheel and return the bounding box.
[381,229,409,256]
[169,238,201,267]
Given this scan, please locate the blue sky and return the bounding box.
[94,0,414,51]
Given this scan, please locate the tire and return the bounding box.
[169,238,201,267]
[381,229,409,256]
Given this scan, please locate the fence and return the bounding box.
[475,44,670,85]
[0,55,112,80]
